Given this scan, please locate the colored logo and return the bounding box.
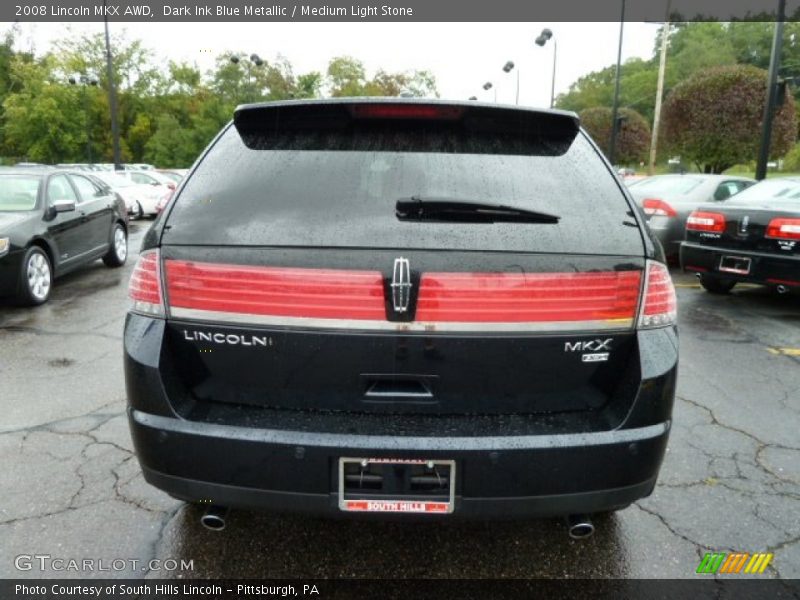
[696,552,773,574]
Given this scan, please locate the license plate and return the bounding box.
[719,255,751,275]
[338,458,456,514]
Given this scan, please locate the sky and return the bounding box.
[6,21,661,107]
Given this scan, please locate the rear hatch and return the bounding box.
[147,100,652,416]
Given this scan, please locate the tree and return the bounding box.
[580,107,651,165]
[326,56,438,98]
[662,65,797,173]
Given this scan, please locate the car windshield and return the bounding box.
[95,173,135,188]
[724,178,800,204]
[629,176,705,195]
[0,175,41,211]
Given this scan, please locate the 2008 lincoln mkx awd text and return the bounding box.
[123,99,678,536]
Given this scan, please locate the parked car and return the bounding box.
[125,99,678,533]
[0,168,128,305]
[156,169,188,184]
[92,172,169,218]
[628,174,755,261]
[114,169,177,191]
[681,177,800,294]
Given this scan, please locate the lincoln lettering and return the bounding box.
[183,330,272,347]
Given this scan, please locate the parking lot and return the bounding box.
[1,220,799,580]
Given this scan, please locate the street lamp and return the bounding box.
[230,53,264,102]
[483,81,496,102]
[68,74,99,164]
[535,28,557,108]
[503,60,519,105]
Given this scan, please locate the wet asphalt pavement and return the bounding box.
[1,220,799,580]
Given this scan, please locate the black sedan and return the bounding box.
[680,177,800,294]
[0,168,129,305]
[628,174,754,262]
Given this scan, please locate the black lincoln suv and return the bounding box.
[124,99,678,534]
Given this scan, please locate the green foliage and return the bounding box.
[662,65,797,173]
[327,55,438,98]
[780,142,800,172]
[579,107,651,165]
[0,31,439,166]
[559,21,800,169]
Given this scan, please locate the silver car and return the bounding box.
[628,174,754,260]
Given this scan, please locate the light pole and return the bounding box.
[230,53,264,103]
[69,74,99,164]
[756,0,786,180]
[503,60,519,105]
[535,28,557,108]
[648,5,671,176]
[609,0,626,166]
[103,0,121,170]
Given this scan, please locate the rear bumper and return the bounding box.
[130,408,668,517]
[680,241,800,287]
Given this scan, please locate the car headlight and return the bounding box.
[0,237,9,257]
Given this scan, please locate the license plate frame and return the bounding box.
[337,457,456,514]
[719,255,752,275]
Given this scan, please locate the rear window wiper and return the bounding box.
[396,196,560,224]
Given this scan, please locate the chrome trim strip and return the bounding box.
[169,306,634,333]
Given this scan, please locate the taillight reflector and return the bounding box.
[687,211,726,233]
[642,198,677,217]
[350,104,464,120]
[766,217,800,240]
[165,260,385,320]
[639,261,677,329]
[415,271,642,323]
[129,249,164,316]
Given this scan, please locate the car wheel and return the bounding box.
[103,223,128,267]
[17,246,52,306]
[699,274,736,294]
[136,201,144,220]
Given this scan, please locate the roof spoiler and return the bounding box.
[232,99,580,156]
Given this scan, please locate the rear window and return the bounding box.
[0,175,41,211]
[629,176,705,196]
[95,173,134,188]
[725,179,800,205]
[164,120,643,255]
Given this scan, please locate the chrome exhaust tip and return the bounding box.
[566,514,595,540]
[776,285,789,294]
[200,505,228,531]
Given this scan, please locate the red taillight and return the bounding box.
[128,249,164,316]
[415,271,642,323]
[350,104,464,120]
[638,261,677,329]
[765,217,800,240]
[686,211,726,233]
[165,261,385,320]
[642,198,677,217]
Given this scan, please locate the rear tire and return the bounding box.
[699,275,736,294]
[16,246,52,306]
[102,223,127,267]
